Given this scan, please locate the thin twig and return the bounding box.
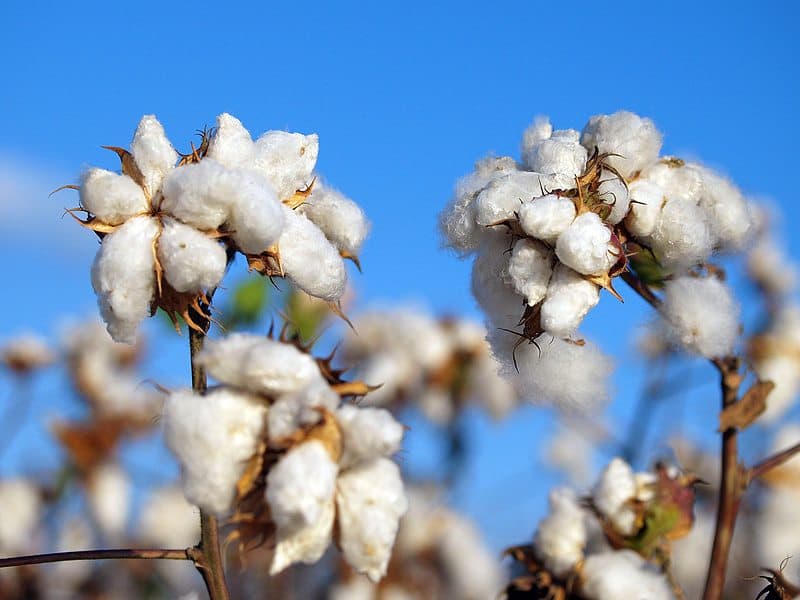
[748,441,800,482]
[0,548,189,569]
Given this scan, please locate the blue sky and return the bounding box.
[1,0,799,551]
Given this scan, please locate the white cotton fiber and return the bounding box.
[520,116,554,165]
[507,239,553,306]
[471,237,524,329]
[252,131,319,200]
[661,276,740,358]
[540,264,600,337]
[226,169,286,254]
[158,218,227,293]
[206,113,256,168]
[524,129,588,179]
[266,441,338,574]
[697,167,753,250]
[581,111,662,178]
[580,550,675,600]
[0,479,41,554]
[130,115,178,198]
[160,158,235,230]
[336,405,405,469]
[640,159,705,204]
[534,488,587,578]
[650,196,714,269]
[300,184,370,256]
[88,462,131,541]
[474,171,547,226]
[555,212,617,276]
[267,380,340,444]
[624,179,665,238]
[597,171,630,224]
[91,215,159,343]
[80,168,149,225]
[518,193,577,243]
[592,458,638,536]
[336,458,408,582]
[164,388,267,516]
[278,206,347,301]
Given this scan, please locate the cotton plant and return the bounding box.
[439,110,753,409]
[65,113,368,343]
[329,487,503,600]
[0,334,55,376]
[341,308,519,423]
[162,332,408,582]
[503,458,699,599]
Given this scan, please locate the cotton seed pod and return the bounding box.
[540,264,600,337]
[130,115,178,198]
[79,168,149,225]
[206,112,257,168]
[555,212,618,276]
[597,170,630,224]
[508,239,553,306]
[158,218,227,293]
[226,170,286,254]
[523,129,588,178]
[533,487,587,578]
[624,179,665,238]
[300,184,370,257]
[252,131,319,200]
[580,111,662,178]
[518,193,577,242]
[650,196,714,269]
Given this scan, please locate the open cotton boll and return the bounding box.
[597,171,630,224]
[523,129,588,178]
[438,513,504,600]
[555,212,618,276]
[336,405,404,469]
[508,239,553,306]
[747,237,797,296]
[164,388,267,516]
[518,193,577,242]
[520,115,554,166]
[754,355,800,424]
[206,113,256,168]
[267,380,340,444]
[88,462,131,541]
[580,550,675,600]
[91,216,159,343]
[157,218,227,293]
[0,479,41,553]
[278,206,347,302]
[474,171,548,226]
[299,184,369,257]
[388,311,452,371]
[493,332,613,412]
[624,180,665,237]
[467,353,518,419]
[197,334,323,395]
[592,458,638,536]
[160,158,235,230]
[252,131,319,200]
[80,168,149,225]
[226,170,285,254]
[662,276,739,358]
[266,441,338,574]
[351,353,412,406]
[336,458,408,582]
[540,264,600,337]
[650,196,714,269]
[697,167,753,250]
[580,111,662,178]
[640,159,706,204]
[534,488,587,578]
[471,238,524,329]
[130,115,178,198]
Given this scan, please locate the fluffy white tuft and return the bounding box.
[580,550,675,600]
[580,111,662,178]
[508,239,553,306]
[518,193,577,243]
[80,169,148,225]
[540,264,600,337]
[300,183,370,257]
[130,115,177,197]
[534,488,587,578]
[555,212,617,276]
[157,218,227,293]
[336,405,405,469]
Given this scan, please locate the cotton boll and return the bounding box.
[474,171,549,226]
[520,116,553,166]
[597,171,630,224]
[471,238,524,329]
[493,332,613,412]
[624,180,665,238]
[580,550,675,600]
[592,458,638,536]
[747,237,797,296]
[252,131,319,200]
[438,513,504,600]
[130,115,178,197]
[329,578,376,600]
[279,207,347,302]
[91,216,159,343]
[224,170,285,254]
[80,168,149,225]
[524,129,588,178]
[466,353,518,419]
[517,194,576,242]
[581,111,662,178]
[139,487,200,548]
[507,239,553,307]
[88,462,131,541]
[540,264,600,337]
[160,159,235,230]
[266,441,338,574]
[157,218,227,293]
[697,167,753,250]
[662,276,740,358]
[556,212,618,276]
[197,334,323,395]
[336,458,408,582]
[650,196,714,269]
[754,355,800,424]
[534,488,587,578]
[639,159,705,204]
[206,113,256,168]
[0,479,41,554]
[164,388,267,516]
[267,380,340,443]
[336,405,404,469]
[439,157,517,255]
[351,353,411,406]
[299,184,370,256]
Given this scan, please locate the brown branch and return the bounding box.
[189,324,231,600]
[0,548,189,569]
[748,441,800,482]
[620,271,662,309]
